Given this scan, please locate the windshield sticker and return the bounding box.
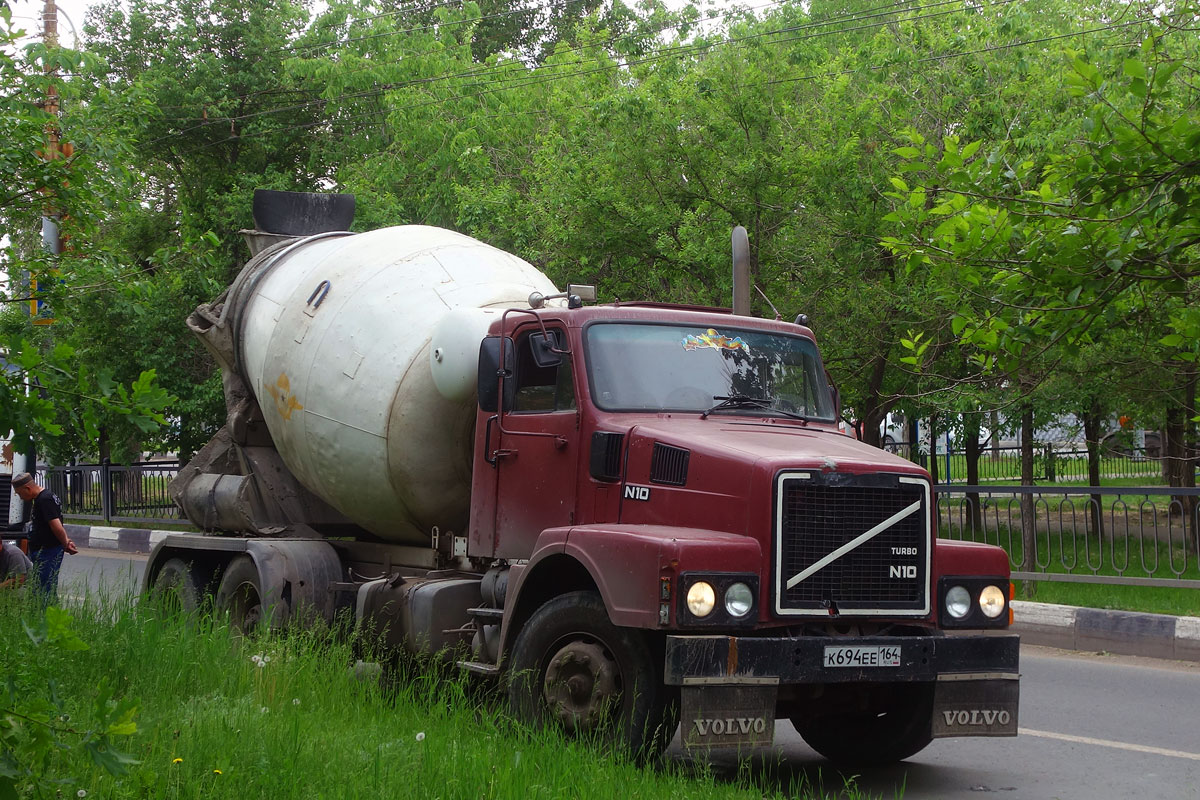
[682,328,750,354]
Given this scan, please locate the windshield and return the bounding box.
[585,322,835,420]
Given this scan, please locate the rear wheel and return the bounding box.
[216,555,283,633]
[791,682,934,765]
[508,591,677,759]
[149,557,207,614]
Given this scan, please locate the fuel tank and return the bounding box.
[188,225,558,544]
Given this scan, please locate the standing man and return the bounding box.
[11,472,76,599]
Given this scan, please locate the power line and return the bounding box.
[154,0,975,143]
[184,13,1161,157]
[766,17,1151,84]
[281,0,594,58]
[149,0,790,121]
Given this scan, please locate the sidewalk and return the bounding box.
[62,523,1200,664]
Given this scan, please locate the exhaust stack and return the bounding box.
[732,225,750,316]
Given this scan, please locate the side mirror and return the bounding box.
[825,369,840,416]
[529,330,564,369]
[478,337,516,413]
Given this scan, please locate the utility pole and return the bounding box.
[10,0,62,538]
[40,0,62,263]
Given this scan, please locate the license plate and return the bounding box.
[823,644,901,668]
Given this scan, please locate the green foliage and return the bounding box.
[1,604,139,799]
[883,19,1199,380]
[4,0,1194,465]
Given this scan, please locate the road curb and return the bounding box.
[1012,600,1200,663]
[54,524,1200,664]
[65,523,172,555]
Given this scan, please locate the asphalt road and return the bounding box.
[59,548,1200,799]
[58,547,147,601]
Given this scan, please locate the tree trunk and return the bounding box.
[1020,402,1037,598]
[927,413,939,485]
[1082,399,1104,541]
[964,414,982,535]
[990,410,1001,461]
[858,354,889,448]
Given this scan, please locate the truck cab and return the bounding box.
[467,302,1018,761]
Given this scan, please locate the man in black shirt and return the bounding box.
[11,472,77,600]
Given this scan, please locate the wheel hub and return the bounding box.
[543,641,619,732]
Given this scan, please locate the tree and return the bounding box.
[1,9,171,454]
[883,14,1199,480]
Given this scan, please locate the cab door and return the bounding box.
[489,324,580,559]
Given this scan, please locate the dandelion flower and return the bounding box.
[263,655,271,663]
[292,698,300,706]
[213,769,223,775]
[251,655,263,666]
[261,707,269,714]
[78,790,88,798]
[415,732,425,742]
[172,758,183,765]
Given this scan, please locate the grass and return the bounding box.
[0,592,883,800]
[939,520,1200,616]
[1014,580,1200,617]
[914,451,1166,485]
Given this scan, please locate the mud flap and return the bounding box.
[932,676,1020,738]
[680,681,777,751]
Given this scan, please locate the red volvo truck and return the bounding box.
[150,191,1018,763]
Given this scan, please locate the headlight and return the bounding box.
[686,581,716,617]
[945,585,971,619]
[724,582,753,618]
[979,585,1006,618]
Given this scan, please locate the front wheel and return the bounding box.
[791,682,934,765]
[507,591,676,759]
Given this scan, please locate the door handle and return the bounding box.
[484,415,516,467]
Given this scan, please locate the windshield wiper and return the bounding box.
[702,394,808,421]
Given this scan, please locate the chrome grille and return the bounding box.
[775,473,929,616]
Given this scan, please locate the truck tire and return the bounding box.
[216,555,284,634]
[149,557,207,614]
[791,682,934,765]
[508,591,676,759]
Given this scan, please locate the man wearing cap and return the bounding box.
[10,472,76,599]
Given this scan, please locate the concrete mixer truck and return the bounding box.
[147,190,1019,763]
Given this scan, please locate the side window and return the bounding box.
[513,330,576,413]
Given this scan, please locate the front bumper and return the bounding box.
[665,632,1019,684]
[666,633,1020,749]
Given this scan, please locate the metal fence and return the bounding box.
[41,461,183,526]
[888,442,1165,484]
[937,485,1200,587]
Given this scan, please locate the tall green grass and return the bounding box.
[0,592,882,799]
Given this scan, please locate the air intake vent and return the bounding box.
[650,443,690,486]
[590,432,624,482]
